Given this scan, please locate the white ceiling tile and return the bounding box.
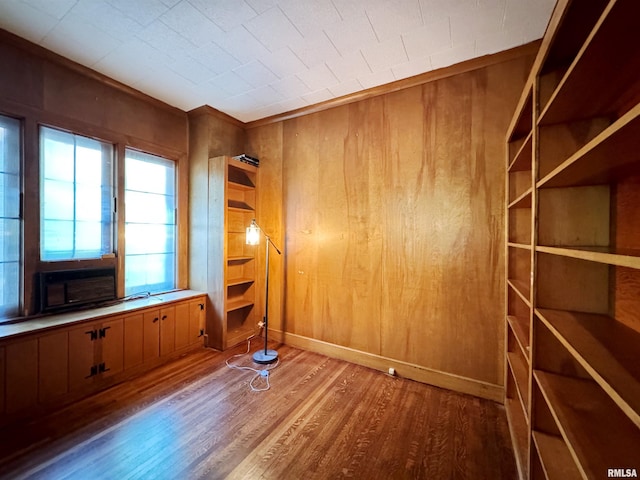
[168,55,216,85]
[324,15,377,56]
[419,0,476,23]
[392,55,433,80]
[22,0,76,20]
[289,32,341,68]
[450,6,505,46]
[296,63,339,91]
[189,42,241,75]
[430,41,475,70]
[212,27,270,64]
[402,18,451,60]
[244,6,303,52]
[0,1,58,43]
[105,0,170,27]
[188,0,257,32]
[160,0,182,7]
[362,37,408,73]
[504,0,555,41]
[131,65,195,109]
[244,0,277,15]
[302,88,334,105]
[278,0,341,38]
[366,0,423,42]
[357,68,396,89]
[42,13,121,67]
[328,79,363,98]
[233,60,279,89]
[73,0,143,42]
[330,0,367,20]
[207,71,254,97]
[270,75,311,98]
[159,1,224,46]
[326,51,372,83]
[262,48,306,79]
[247,85,286,107]
[475,27,524,57]
[136,19,194,61]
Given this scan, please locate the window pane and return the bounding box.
[40,127,113,261]
[0,114,21,318]
[124,149,176,296]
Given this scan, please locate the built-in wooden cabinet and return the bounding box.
[505,0,640,478]
[0,291,205,427]
[190,156,258,350]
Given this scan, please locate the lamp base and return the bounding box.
[253,349,278,364]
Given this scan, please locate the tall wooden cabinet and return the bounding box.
[190,156,258,350]
[505,0,640,478]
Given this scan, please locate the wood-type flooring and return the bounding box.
[0,343,516,479]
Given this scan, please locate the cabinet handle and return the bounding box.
[85,329,98,341]
[199,303,204,311]
[86,364,98,378]
[98,362,110,374]
[153,317,159,323]
[161,315,167,321]
[99,326,111,339]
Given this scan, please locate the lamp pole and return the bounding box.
[250,224,281,364]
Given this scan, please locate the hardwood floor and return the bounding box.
[0,343,517,479]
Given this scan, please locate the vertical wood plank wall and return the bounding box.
[247,54,533,395]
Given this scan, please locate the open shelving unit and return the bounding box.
[504,0,640,478]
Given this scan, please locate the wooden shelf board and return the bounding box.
[226,299,254,312]
[538,102,640,188]
[507,352,530,414]
[507,279,531,306]
[539,0,640,125]
[228,256,254,263]
[227,157,257,173]
[507,242,532,251]
[227,278,254,288]
[505,397,529,478]
[508,188,533,209]
[508,131,533,172]
[534,370,640,479]
[507,315,530,356]
[535,245,640,270]
[227,201,254,211]
[228,180,255,191]
[532,431,582,480]
[536,308,640,428]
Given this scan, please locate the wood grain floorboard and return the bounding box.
[0,343,516,479]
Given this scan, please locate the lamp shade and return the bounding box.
[246,219,260,245]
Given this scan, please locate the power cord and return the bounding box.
[225,336,280,392]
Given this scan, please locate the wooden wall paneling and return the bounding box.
[0,38,44,109]
[5,338,38,413]
[38,330,69,404]
[283,114,322,339]
[174,301,191,350]
[245,122,284,334]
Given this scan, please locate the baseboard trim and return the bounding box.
[272,330,504,403]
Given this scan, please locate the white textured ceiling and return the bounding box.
[0,0,555,123]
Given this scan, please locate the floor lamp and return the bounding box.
[246,219,281,364]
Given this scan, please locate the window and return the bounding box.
[0,115,21,318]
[124,149,176,296]
[40,127,114,261]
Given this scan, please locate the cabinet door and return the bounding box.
[100,318,123,378]
[174,302,190,350]
[189,300,205,345]
[124,313,144,370]
[159,306,176,356]
[69,325,98,392]
[143,310,160,362]
[0,346,5,415]
[5,338,38,414]
[38,330,69,404]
